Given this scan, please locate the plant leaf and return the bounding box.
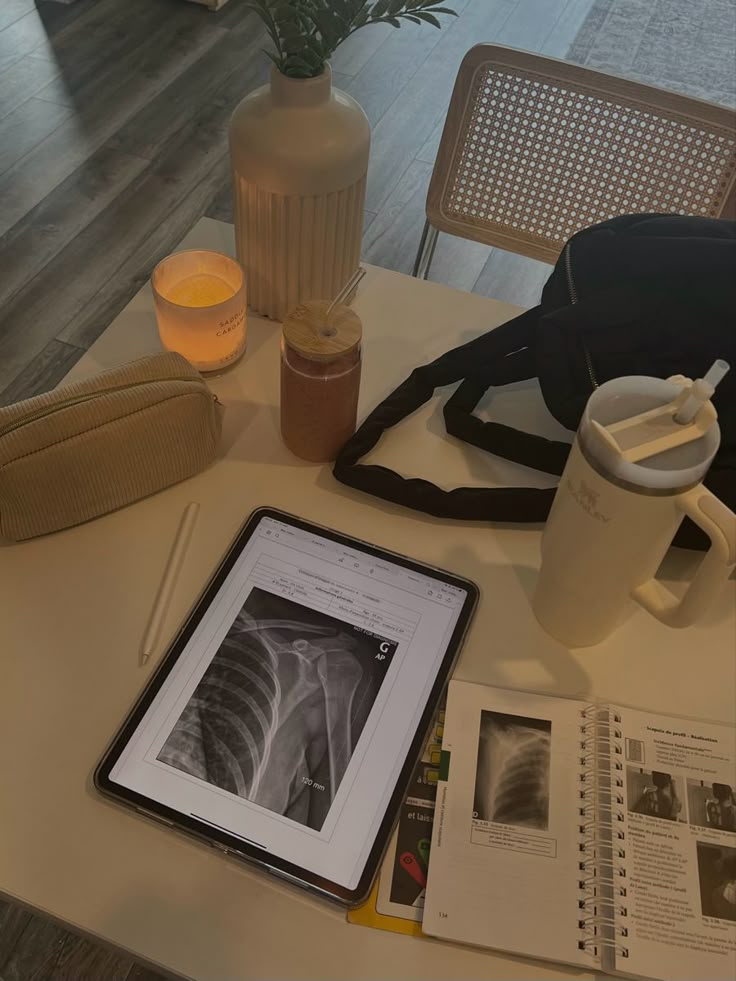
[313,8,336,38]
[279,20,303,37]
[283,53,320,74]
[301,44,324,68]
[274,3,299,21]
[282,36,307,52]
[371,0,392,17]
[413,9,441,26]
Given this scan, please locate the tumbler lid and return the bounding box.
[283,300,362,362]
[580,374,722,491]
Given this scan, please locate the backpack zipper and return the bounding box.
[563,240,599,390]
[0,375,207,441]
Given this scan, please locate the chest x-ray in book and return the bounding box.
[473,710,552,831]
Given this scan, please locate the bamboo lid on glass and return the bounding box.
[282,300,362,363]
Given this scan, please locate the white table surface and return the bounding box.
[1,218,733,981]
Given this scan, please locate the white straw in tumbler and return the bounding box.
[674,359,730,425]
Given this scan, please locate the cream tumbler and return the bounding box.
[532,375,735,647]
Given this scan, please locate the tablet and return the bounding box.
[95,508,477,905]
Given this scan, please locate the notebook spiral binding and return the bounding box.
[577,704,630,961]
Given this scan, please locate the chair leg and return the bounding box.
[422,225,439,280]
[412,219,430,277]
[412,221,440,279]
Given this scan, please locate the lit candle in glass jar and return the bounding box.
[152,250,246,372]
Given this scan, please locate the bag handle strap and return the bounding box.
[443,349,571,476]
[333,309,563,523]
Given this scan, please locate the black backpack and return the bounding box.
[334,215,736,549]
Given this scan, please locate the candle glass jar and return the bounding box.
[152,250,246,373]
[281,300,362,463]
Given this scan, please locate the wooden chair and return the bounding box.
[413,44,736,278]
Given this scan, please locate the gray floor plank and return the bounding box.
[362,209,378,234]
[33,0,103,38]
[345,0,472,127]
[45,933,133,981]
[473,248,552,309]
[0,0,35,35]
[0,55,62,121]
[205,180,235,224]
[55,160,234,354]
[496,0,572,51]
[0,145,150,310]
[0,9,55,75]
[0,11,227,237]
[0,339,83,407]
[364,158,490,290]
[543,0,600,57]
[329,21,394,77]
[34,0,191,109]
[0,146,231,387]
[108,15,267,162]
[363,159,432,272]
[0,912,67,981]
[0,13,266,386]
[416,114,446,165]
[0,900,33,973]
[364,0,516,214]
[0,96,72,177]
[125,967,170,981]
[0,0,101,73]
[51,49,273,354]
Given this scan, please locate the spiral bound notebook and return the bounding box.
[423,681,736,981]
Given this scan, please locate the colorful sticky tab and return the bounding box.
[399,851,427,888]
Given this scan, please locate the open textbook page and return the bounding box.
[614,705,736,981]
[423,681,592,970]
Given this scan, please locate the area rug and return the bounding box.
[567,0,736,106]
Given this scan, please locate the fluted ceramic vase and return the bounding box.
[229,65,370,321]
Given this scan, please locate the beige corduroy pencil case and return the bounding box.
[0,352,222,542]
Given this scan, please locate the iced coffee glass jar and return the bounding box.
[280,300,362,463]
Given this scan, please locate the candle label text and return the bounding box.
[217,308,245,336]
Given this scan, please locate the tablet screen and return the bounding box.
[100,510,475,899]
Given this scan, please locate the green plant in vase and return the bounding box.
[247,0,458,78]
[231,0,458,320]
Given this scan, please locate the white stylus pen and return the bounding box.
[140,502,200,666]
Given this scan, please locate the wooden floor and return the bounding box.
[0,0,598,410]
[0,0,631,977]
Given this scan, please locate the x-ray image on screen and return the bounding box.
[158,588,396,831]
